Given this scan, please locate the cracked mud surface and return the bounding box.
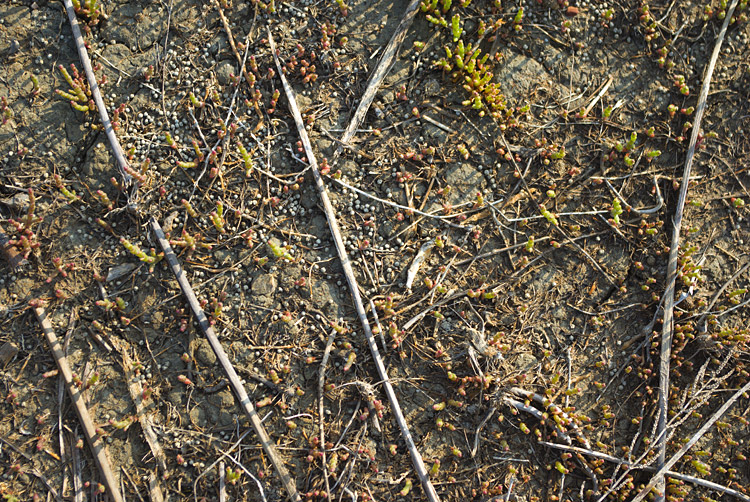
[1,0,750,501]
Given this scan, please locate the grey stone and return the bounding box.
[424,79,441,96]
[443,162,486,206]
[102,3,163,51]
[213,248,233,266]
[167,389,183,406]
[310,279,341,318]
[300,189,318,210]
[82,142,113,192]
[423,122,449,144]
[527,265,557,295]
[208,33,227,56]
[378,219,396,239]
[207,390,236,427]
[295,93,312,111]
[216,60,235,86]
[317,138,333,155]
[514,353,538,372]
[0,192,30,213]
[251,273,277,297]
[106,263,137,283]
[99,44,150,87]
[494,51,553,102]
[310,215,327,235]
[195,339,217,366]
[340,159,358,178]
[189,404,206,424]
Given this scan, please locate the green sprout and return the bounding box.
[71,0,102,24]
[210,205,226,234]
[691,460,710,476]
[426,14,448,27]
[334,0,349,16]
[611,198,623,225]
[189,91,204,108]
[541,208,558,226]
[429,459,441,477]
[237,141,254,177]
[225,467,242,485]
[399,479,412,497]
[268,239,294,261]
[624,131,638,152]
[1,96,12,126]
[451,14,462,42]
[181,198,198,217]
[55,64,94,114]
[53,174,81,203]
[525,236,535,252]
[120,237,163,267]
[513,7,524,31]
[30,74,41,97]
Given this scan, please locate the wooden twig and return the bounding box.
[0,340,19,367]
[148,472,165,502]
[219,460,227,502]
[149,217,301,502]
[33,307,124,502]
[693,260,750,328]
[604,176,664,216]
[216,446,268,502]
[60,0,134,199]
[582,76,613,118]
[540,441,750,502]
[318,329,336,500]
[57,308,77,475]
[193,428,254,502]
[331,0,422,163]
[330,176,469,229]
[109,336,168,493]
[0,437,63,502]
[405,240,435,291]
[213,0,264,130]
[0,230,28,270]
[471,408,494,458]
[71,433,84,502]
[368,299,388,353]
[501,143,618,286]
[506,388,599,491]
[121,467,146,502]
[654,1,738,499]
[268,32,442,502]
[630,378,750,502]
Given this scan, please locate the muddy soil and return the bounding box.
[1,0,749,501]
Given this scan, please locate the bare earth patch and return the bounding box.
[1,0,749,501]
